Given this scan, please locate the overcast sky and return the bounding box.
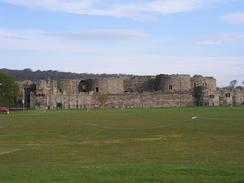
[0,0,244,86]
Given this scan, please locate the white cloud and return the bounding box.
[196,40,222,45]
[51,29,150,40]
[196,32,244,45]
[221,12,244,24]
[0,28,149,39]
[0,28,151,55]
[0,0,203,18]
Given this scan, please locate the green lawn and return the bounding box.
[0,107,244,183]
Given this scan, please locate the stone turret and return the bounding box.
[191,75,216,93]
[155,74,191,93]
[191,75,218,106]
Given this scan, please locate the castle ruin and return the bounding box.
[18,74,244,110]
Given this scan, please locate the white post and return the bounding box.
[22,88,25,111]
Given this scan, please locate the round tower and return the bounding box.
[155,74,191,92]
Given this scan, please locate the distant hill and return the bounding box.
[0,68,130,81]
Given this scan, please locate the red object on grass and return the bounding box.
[0,107,9,114]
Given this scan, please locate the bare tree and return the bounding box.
[229,80,238,107]
[230,80,238,88]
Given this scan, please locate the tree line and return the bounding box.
[0,71,19,107]
[0,68,131,81]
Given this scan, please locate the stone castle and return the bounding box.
[18,74,244,110]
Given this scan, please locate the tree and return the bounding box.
[230,80,238,88]
[0,71,19,107]
[98,93,108,109]
[242,81,244,86]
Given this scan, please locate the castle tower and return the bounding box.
[155,74,192,93]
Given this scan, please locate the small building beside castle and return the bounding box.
[18,74,244,110]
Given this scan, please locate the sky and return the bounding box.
[0,0,244,86]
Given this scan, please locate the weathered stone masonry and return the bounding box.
[18,74,244,110]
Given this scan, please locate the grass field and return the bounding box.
[0,107,244,183]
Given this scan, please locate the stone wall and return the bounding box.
[29,91,193,110]
[124,76,155,93]
[92,78,125,94]
[103,92,193,108]
[218,88,244,106]
[57,80,79,95]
